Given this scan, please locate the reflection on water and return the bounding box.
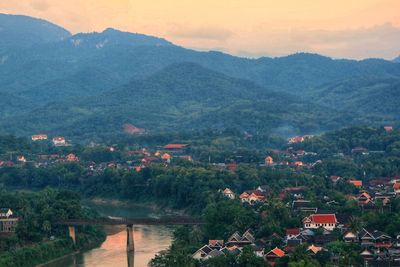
[43,202,174,267]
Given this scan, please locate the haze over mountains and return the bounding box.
[0,14,399,139]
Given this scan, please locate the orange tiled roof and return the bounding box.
[271,247,285,257]
[163,144,187,149]
[308,244,322,254]
[349,180,362,187]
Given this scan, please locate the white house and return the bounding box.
[52,137,66,146]
[303,214,338,231]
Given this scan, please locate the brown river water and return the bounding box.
[43,202,174,267]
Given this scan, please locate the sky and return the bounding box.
[1,0,399,59]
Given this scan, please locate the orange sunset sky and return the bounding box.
[1,0,399,59]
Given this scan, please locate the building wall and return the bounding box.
[0,219,18,232]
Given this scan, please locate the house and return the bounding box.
[208,240,224,250]
[52,137,66,146]
[0,161,14,168]
[330,176,341,183]
[0,208,18,232]
[292,161,304,167]
[161,153,171,161]
[393,183,400,193]
[359,228,392,248]
[286,228,301,239]
[163,144,188,153]
[226,163,238,171]
[265,156,274,165]
[349,180,363,188]
[358,228,375,247]
[357,192,373,206]
[31,134,48,141]
[221,246,242,256]
[66,153,78,162]
[303,214,338,230]
[307,244,323,255]
[285,238,302,249]
[372,231,392,248]
[222,188,235,199]
[226,229,255,247]
[17,156,26,163]
[192,245,213,260]
[384,126,394,133]
[343,231,358,243]
[265,247,285,265]
[360,248,374,261]
[254,240,266,257]
[208,249,225,258]
[240,190,266,204]
[288,136,305,144]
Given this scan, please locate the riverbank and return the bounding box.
[87,197,187,216]
[0,239,75,267]
[30,226,106,267]
[36,251,79,267]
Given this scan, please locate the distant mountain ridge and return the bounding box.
[0,13,399,139]
[0,14,70,51]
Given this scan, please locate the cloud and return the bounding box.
[30,0,50,11]
[229,23,400,59]
[168,25,233,41]
[288,23,400,59]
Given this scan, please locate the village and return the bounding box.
[1,126,400,266]
[190,176,400,266]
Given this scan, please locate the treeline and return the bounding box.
[292,126,400,156]
[0,163,307,212]
[0,188,105,267]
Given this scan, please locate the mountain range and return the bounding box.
[0,13,399,139]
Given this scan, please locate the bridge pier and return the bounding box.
[126,224,135,252]
[68,226,76,245]
[127,250,135,267]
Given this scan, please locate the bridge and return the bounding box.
[58,217,204,253]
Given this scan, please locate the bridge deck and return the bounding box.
[57,217,205,226]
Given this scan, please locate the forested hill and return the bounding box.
[310,77,400,119]
[1,63,373,138]
[0,14,400,139]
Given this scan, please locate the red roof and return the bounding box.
[163,144,188,149]
[286,228,300,236]
[393,183,400,189]
[226,163,238,171]
[349,180,362,187]
[307,214,337,224]
[270,247,285,257]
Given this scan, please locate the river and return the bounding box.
[43,201,174,267]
